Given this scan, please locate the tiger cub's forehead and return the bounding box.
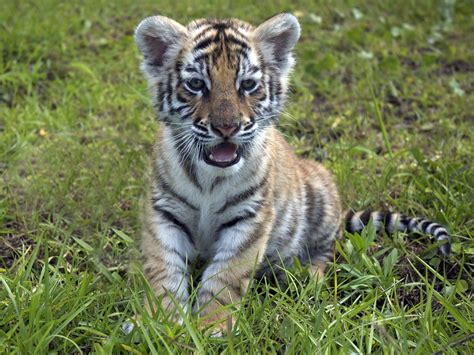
[180,19,260,75]
[187,18,254,33]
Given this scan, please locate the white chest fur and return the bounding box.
[158,126,268,257]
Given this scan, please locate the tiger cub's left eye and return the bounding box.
[241,79,257,91]
[186,78,205,92]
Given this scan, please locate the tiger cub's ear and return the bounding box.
[135,16,187,69]
[254,13,301,73]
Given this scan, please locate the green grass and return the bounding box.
[1,0,473,353]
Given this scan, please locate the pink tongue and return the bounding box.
[210,142,238,162]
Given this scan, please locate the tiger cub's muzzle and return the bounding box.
[203,121,242,168]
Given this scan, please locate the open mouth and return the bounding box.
[204,142,240,168]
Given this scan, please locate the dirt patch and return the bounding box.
[437,59,473,75]
[400,57,419,71]
[396,256,463,309]
[360,233,470,308]
[384,93,419,123]
[312,92,335,115]
[0,220,36,268]
[340,68,354,86]
[396,237,470,308]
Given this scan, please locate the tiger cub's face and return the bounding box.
[135,14,300,168]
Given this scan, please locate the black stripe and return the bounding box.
[274,81,282,98]
[144,266,166,277]
[216,211,257,235]
[426,223,441,234]
[217,170,269,214]
[192,130,211,139]
[214,295,227,306]
[152,206,195,246]
[345,210,355,233]
[192,123,208,133]
[237,221,266,256]
[154,178,198,211]
[304,183,325,237]
[179,106,197,120]
[213,221,267,265]
[144,266,167,284]
[268,79,274,103]
[149,273,167,284]
[244,118,255,131]
[172,136,203,191]
[212,38,225,63]
[193,36,219,52]
[300,184,334,262]
[433,227,447,237]
[382,212,392,233]
[194,52,210,64]
[399,215,410,231]
[193,25,214,41]
[273,200,290,233]
[248,65,259,74]
[174,59,183,73]
[176,104,190,113]
[157,82,165,112]
[239,132,256,141]
[184,66,199,73]
[420,220,431,231]
[184,160,202,191]
[257,90,267,103]
[225,34,250,49]
[359,210,373,226]
[176,93,188,103]
[211,22,229,31]
[287,212,299,240]
[434,230,451,243]
[166,73,173,108]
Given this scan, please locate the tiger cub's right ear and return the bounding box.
[254,13,300,74]
[135,16,187,69]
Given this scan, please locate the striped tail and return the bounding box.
[345,210,451,256]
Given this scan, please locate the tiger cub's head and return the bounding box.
[135,14,300,168]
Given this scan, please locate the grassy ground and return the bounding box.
[1,0,473,353]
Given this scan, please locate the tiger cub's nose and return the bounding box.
[211,122,241,137]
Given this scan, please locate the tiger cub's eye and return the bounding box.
[186,78,205,92]
[241,79,257,91]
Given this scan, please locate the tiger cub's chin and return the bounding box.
[134,13,451,334]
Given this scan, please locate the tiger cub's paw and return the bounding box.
[199,303,235,337]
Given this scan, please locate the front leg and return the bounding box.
[197,209,273,334]
[142,206,196,320]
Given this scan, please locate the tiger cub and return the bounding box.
[134,13,451,333]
